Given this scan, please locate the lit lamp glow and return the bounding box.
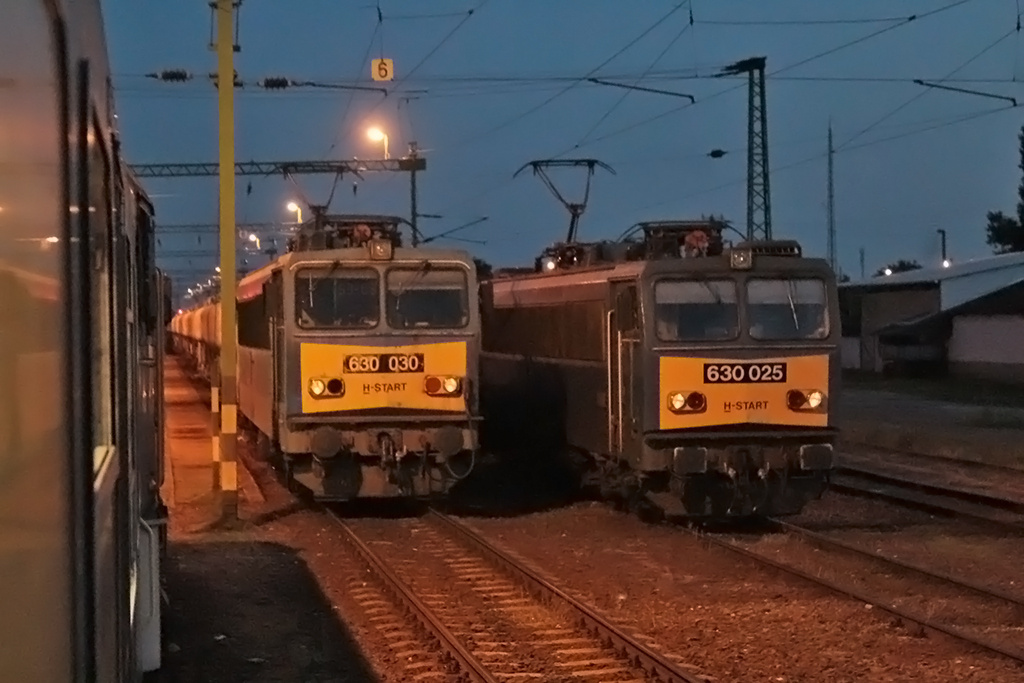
[367,127,389,159]
[286,201,302,224]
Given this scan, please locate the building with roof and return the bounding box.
[838,252,1024,382]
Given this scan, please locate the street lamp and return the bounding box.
[287,201,302,224]
[248,232,261,249]
[884,268,893,276]
[937,229,948,267]
[367,126,389,159]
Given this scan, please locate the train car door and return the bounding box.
[268,270,285,441]
[609,282,642,463]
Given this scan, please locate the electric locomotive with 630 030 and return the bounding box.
[481,219,839,518]
[171,214,481,500]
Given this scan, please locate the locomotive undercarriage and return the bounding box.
[282,423,477,500]
[578,440,832,517]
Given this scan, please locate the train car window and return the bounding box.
[747,278,828,340]
[89,116,114,461]
[238,292,270,348]
[654,279,738,341]
[295,267,379,329]
[615,287,639,332]
[386,266,469,329]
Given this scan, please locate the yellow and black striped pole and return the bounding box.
[215,0,238,520]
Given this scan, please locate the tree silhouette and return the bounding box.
[986,210,1024,254]
[984,126,1024,253]
[873,259,922,277]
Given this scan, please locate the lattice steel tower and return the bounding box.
[721,57,771,241]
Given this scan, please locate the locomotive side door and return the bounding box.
[268,270,285,441]
[609,283,642,462]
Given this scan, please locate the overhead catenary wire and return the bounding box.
[327,18,382,155]
[633,103,1018,214]
[445,1,692,153]
[571,14,694,150]
[839,24,1018,150]
[355,0,490,125]
[559,0,986,156]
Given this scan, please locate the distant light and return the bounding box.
[44,236,59,244]
[248,233,258,242]
[215,266,221,273]
[367,127,386,142]
[286,201,299,212]
[942,259,951,268]
[884,268,893,276]
[177,308,183,315]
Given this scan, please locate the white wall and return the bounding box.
[841,337,860,369]
[949,315,1024,364]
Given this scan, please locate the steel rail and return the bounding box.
[429,510,710,683]
[769,518,1024,611]
[831,467,1024,533]
[837,465,1024,513]
[692,528,1024,666]
[840,440,1024,476]
[328,512,499,683]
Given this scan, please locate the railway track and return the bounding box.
[691,519,1024,667]
[829,464,1024,532]
[840,439,1024,476]
[330,507,709,683]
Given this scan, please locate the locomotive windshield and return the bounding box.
[386,265,469,329]
[295,267,379,329]
[654,279,739,341]
[747,278,828,340]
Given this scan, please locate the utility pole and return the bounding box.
[859,247,865,280]
[827,120,837,273]
[409,142,420,245]
[937,228,948,266]
[214,0,238,522]
[719,56,771,241]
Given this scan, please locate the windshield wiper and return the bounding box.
[785,279,799,331]
[393,260,432,302]
[695,275,722,305]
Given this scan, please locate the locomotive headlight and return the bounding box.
[308,378,326,397]
[730,248,753,270]
[787,389,825,411]
[668,392,687,412]
[425,376,463,396]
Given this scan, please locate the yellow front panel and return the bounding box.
[659,354,830,430]
[300,341,468,413]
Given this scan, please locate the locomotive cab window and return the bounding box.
[654,279,738,341]
[386,265,469,329]
[747,277,828,340]
[295,267,379,329]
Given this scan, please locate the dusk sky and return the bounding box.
[102,0,1024,294]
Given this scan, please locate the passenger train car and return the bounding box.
[481,220,839,518]
[170,214,481,500]
[0,2,166,680]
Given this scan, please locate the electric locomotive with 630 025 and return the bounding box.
[480,219,839,518]
[171,214,481,500]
